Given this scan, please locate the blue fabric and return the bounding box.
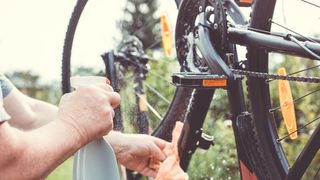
[0,74,12,98]
[0,74,12,122]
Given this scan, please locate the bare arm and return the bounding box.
[0,84,120,179]
[0,119,82,179]
[3,85,58,130]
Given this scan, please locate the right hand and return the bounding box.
[57,84,120,144]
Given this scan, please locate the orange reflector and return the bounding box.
[202,79,227,87]
[278,67,298,140]
[239,0,253,4]
[160,15,173,57]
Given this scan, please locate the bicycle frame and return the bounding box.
[195,9,320,179]
[196,13,320,78]
[228,27,320,60]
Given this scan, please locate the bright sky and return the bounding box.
[0,0,126,83]
[0,0,319,83]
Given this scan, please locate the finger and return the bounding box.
[163,144,174,157]
[106,92,121,108]
[60,92,72,101]
[92,87,120,106]
[149,143,166,161]
[93,85,120,108]
[140,168,157,178]
[105,106,115,118]
[78,85,120,108]
[149,159,160,171]
[152,137,170,150]
[95,83,114,92]
[106,119,114,134]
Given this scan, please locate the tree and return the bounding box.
[5,70,43,98]
[117,0,161,50]
[5,70,61,104]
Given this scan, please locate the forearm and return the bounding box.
[25,97,58,129]
[4,88,58,130]
[0,120,83,179]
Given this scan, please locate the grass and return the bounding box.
[46,157,73,180]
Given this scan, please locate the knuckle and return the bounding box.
[101,105,113,116]
[110,92,121,104]
[114,92,121,101]
[60,92,71,100]
[102,116,114,134]
[78,86,97,93]
[98,96,111,105]
[106,84,114,92]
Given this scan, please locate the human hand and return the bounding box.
[155,121,188,180]
[58,84,120,145]
[106,132,169,177]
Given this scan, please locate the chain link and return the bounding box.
[231,69,320,83]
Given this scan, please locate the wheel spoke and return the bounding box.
[144,82,171,105]
[136,93,163,120]
[277,116,320,142]
[313,165,320,180]
[147,70,172,84]
[145,39,162,50]
[270,19,317,43]
[148,56,176,62]
[301,0,320,8]
[287,65,320,76]
[270,88,320,113]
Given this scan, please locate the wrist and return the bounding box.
[104,131,127,159]
[52,119,86,149]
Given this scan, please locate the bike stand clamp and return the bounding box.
[172,72,228,89]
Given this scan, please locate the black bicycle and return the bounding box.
[62,0,320,179]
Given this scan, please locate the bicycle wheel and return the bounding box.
[246,0,320,179]
[61,0,213,175]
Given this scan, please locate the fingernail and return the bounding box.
[106,78,110,85]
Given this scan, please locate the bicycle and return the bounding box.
[62,0,320,179]
[174,0,320,179]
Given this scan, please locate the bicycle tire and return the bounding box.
[61,0,211,174]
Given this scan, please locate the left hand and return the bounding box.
[105,132,169,178]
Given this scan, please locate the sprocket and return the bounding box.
[201,0,228,56]
[175,0,229,73]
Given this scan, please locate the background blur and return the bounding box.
[1,0,320,179]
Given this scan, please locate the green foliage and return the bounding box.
[117,0,161,50]
[72,66,104,77]
[118,71,141,133]
[188,120,239,180]
[144,57,177,128]
[47,158,73,180]
[5,70,61,104]
[5,70,41,98]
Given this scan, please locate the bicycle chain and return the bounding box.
[231,69,320,83]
